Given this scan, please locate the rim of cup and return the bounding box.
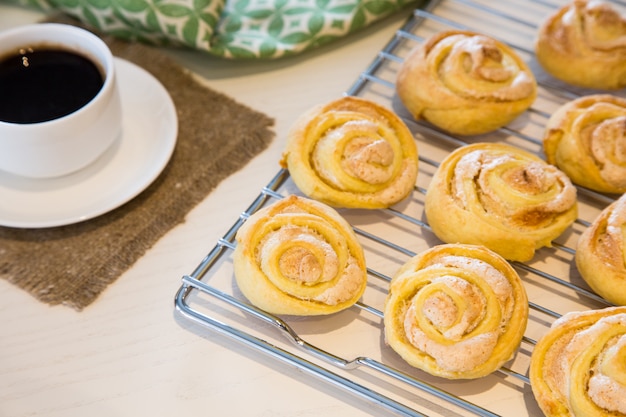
[0,23,115,128]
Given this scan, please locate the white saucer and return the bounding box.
[0,58,178,229]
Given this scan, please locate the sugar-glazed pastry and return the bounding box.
[384,244,528,379]
[544,94,626,194]
[576,193,626,306]
[530,306,626,416]
[281,96,418,209]
[535,0,626,90]
[233,195,367,316]
[396,30,537,136]
[425,143,578,262]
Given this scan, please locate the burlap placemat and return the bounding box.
[0,16,275,310]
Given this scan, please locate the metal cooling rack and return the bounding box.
[174,0,626,415]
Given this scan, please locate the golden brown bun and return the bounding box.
[576,193,626,305]
[396,30,537,135]
[233,195,367,316]
[530,306,626,416]
[425,143,578,262]
[384,244,528,379]
[535,0,626,90]
[281,96,418,209]
[544,94,626,194]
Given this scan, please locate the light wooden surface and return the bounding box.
[0,5,413,417]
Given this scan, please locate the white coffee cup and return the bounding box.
[0,23,122,178]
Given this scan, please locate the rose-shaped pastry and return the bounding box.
[535,0,626,90]
[530,306,626,416]
[576,193,626,305]
[544,94,626,194]
[396,30,537,135]
[281,96,418,209]
[384,244,528,379]
[425,143,578,262]
[233,195,367,316]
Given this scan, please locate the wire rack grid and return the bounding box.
[174,0,626,416]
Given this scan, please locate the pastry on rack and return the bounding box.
[384,244,528,379]
[425,143,578,262]
[281,96,418,209]
[233,195,368,316]
[576,193,626,306]
[543,94,626,194]
[530,306,626,416]
[535,0,626,90]
[396,30,537,136]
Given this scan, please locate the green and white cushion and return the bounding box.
[6,0,421,58]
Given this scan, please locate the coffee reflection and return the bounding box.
[0,46,104,124]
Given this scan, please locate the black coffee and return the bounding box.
[0,47,104,124]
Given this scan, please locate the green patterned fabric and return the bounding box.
[5,0,420,58]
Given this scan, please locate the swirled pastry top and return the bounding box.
[530,306,626,417]
[535,0,626,89]
[384,244,528,379]
[281,96,418,209]
[425,143,578,262]
[396,30,537,135]
[233,195,367,316]
[576,193,626,306]
[544,94,626,194]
